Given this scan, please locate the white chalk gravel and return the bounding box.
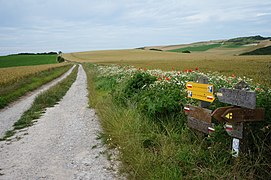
[0,65,120,180]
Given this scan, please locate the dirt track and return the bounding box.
[0,65,75,138]
[0,65,119,179]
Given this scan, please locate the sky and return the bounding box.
[0,0,271,55]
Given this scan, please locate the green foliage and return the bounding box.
[241,45,271,55]
[2,65,78,139]
[0,65,72,109]
[57,56,65,63]
[149,48,162,51]
[169,43,222,52]
[182,50,191,53]
[112,72,157,105]
[225,35,270,46]
[0,54,57,68]
[83,63,271,179]
[95,76,117,91]
[137,82,185,120]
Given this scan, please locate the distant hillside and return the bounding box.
[224,35,271,46]
[143,35,271,55]
[241,45,271,55]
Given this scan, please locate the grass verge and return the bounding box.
[0,64,72,109]
[83,63,271,179]
[1,65,78,140]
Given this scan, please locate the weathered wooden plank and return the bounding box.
[211,106,234,122]
[187,116,213,134]
[222,108,265,123]
[184,105,212,123]
[217,88,256,109]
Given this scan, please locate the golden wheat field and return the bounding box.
[63,49,271,86]
[0,63,68,86]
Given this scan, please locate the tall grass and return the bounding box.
[84,63,271,179]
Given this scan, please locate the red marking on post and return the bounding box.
[226,124,233,131]
[208,127,215,133]
[187,84,193,88]
[207,96,213,100]
[184,107,190,112]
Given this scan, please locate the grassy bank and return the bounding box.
[0,64,72,109]
[1,65,78,140]
[84,63,271,179]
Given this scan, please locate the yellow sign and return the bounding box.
[186,82,215,102]
[186,82,214,94]
[225,113,233,120]
[187,90,215,102]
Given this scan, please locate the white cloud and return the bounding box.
[0,0,271,55]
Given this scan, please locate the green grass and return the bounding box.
[1,65,78,140]
[0,54,58,68]
[83,63,271,179]
[0,64,72,109]
[169,43,222,52]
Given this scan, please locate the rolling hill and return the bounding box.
[144,35,271,55]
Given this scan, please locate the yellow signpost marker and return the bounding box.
[186,82,215,103]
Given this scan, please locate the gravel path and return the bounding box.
[0,65,75,138]
[0,65,119,179]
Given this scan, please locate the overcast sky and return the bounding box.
[0,0,271,55]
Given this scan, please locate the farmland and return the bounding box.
[0,63,68,86]
[0,63,71,108]
[63,49,271,87]
[72,38,271,179]
[0,54,58,68]
[168,43,222,52]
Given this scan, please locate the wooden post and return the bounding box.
[231,81,250,157]
[194,76,210,139]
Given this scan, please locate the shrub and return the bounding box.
[57,56,65,63]
[137,82,185,120]
[112,72,157,105]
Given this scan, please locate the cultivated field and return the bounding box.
[63,49,271,86]
[0,54,58,68]
[0,63,68,86]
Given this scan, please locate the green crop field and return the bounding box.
[0,54,58,68]
[169,43,222,52]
